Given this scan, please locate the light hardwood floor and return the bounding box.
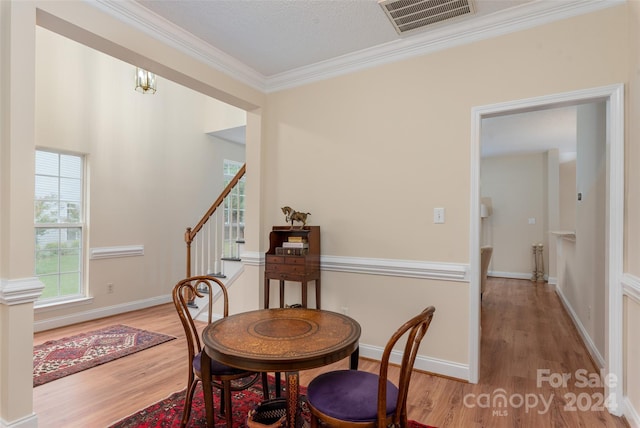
[34,278,629,427]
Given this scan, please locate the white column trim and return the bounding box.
[0,278,44,305]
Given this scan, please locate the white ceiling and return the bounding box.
[481,106,577,161]
[134,0,533,77]
[92,0,616,156]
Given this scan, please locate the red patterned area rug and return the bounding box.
[33,324,175,387]
[108,380,436,428]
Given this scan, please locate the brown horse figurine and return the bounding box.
[281,206,310,227]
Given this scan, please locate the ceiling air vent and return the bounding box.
[379,0,475,35]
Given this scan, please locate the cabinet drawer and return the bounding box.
[285,257,305,265]
[266,264,306,274]
[266,255,285,264]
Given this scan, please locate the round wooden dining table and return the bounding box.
[201,307,361,428]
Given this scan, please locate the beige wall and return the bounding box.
[555,102,607,362]
[625,1,640,419]
[481,153,547,277]
[559,160,577,231]
[260,0,629,394]
[33,27,246,322]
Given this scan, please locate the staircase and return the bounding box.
[184,163,246,316]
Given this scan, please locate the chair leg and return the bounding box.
[223,380,233,428]
[261,372,270,399]
[181,379,198,428]
[275,372,282,397]
[310,412,319,428]
[219,384,226,416]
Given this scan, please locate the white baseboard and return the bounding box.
[358,343,469,381]
[554,286,605,368]
[488,271,532,280]
[33,295,171,332]
[0,413,37,428]
[624,396,640,428]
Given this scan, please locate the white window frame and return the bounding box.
[34,148,87,305]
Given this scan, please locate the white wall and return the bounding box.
[556,102,607,360]
[559,160,577,231]
[33,27,245,322]
[481,153,547,278]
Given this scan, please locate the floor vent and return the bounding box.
[379,0,475,35]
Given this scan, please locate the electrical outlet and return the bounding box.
[341,306,349,315]
[107,283,114,294]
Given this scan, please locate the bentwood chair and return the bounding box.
[306,306,436,428]
[173,276,265,427]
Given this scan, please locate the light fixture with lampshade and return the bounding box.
[135,67,156,94]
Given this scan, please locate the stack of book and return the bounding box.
[275,236,309,256]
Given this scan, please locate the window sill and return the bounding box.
[35,296,94,313]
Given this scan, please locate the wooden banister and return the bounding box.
[185,163,245,278]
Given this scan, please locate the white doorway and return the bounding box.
[468,84,624,416]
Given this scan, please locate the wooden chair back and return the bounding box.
[172,276,229,374]
[377,306,436,427]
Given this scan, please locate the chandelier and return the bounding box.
[135,68,157,94]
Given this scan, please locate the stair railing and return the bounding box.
[185,163,246,279]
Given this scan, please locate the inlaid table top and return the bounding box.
[202,307,361,373]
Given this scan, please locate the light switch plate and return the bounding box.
[434,208,445,224]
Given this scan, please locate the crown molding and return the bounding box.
[87,0,623,94]
[265,0,624,92]
[88,0,266,92]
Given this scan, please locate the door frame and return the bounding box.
[468,83,624,415]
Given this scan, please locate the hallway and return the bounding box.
[465,277,627,427]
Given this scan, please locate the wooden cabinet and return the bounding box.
[264,226,320,309]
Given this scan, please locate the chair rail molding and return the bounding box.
[241,252,468,282]
[321,255,467,281]
[0,277,44,305]
[89,245,144,260]
[622,273,640,304]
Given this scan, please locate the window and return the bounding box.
[223,160,245,258]
[34,150,85,302]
